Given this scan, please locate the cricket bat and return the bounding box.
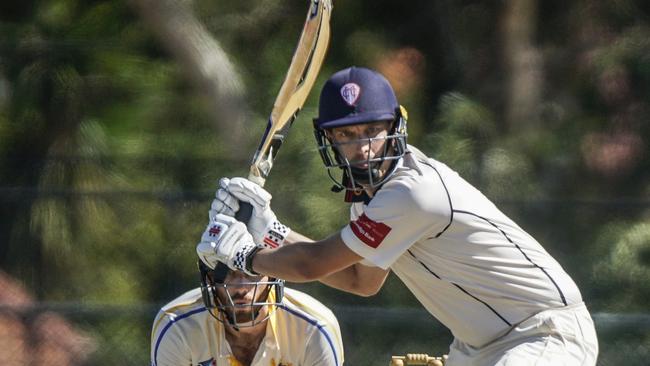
[236,0,332,222]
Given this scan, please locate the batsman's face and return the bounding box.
[214,271,272,323]
[327,120,393,169]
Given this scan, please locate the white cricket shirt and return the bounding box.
[151,287,344,366]
[341,145,583,347]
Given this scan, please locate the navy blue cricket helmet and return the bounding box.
[313,67,408,191]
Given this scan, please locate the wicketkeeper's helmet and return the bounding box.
[198,260,284,329]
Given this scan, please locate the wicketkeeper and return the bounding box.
[198,66,599,365]
[151,260,343,365]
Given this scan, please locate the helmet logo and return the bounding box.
[340,83,361,106]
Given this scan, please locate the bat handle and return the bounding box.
[235,202,253,224]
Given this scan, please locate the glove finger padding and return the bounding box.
[210,188,240,219]
[227,177,272,209]
[196,214,259,275]
[196,241,219,269]
[218,177,231,190]
[197,219,229,269]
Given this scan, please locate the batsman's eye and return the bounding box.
[367,126,384,136]
[329,129,353,141]
[366,121,391,136]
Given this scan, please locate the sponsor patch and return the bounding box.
[340,83,361,106]
[350,214,391,248]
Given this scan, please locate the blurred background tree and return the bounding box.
[0,0,649,365]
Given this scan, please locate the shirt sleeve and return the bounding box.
[340,174,451,269]
[349,204,375,267]
[151,316,191,366]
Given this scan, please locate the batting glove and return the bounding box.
[221,177,291,249]
[196,213,260,276]
[209,177,240,219]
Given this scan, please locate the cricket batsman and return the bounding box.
[197,66,599,365]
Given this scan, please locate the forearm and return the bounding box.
[251,231,363,283]
[319,263,390,296]
[285,230,314,244]
[284,229,371,291]
[256,229,390,295]
[251,243,329,282]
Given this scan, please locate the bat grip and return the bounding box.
[235,169,264,224]
[235,202,253,224]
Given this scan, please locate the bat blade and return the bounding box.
[235,0,331,223]
[247,0,332,187]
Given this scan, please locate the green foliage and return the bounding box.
[593,221,650,311]
[422,92,497,180]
